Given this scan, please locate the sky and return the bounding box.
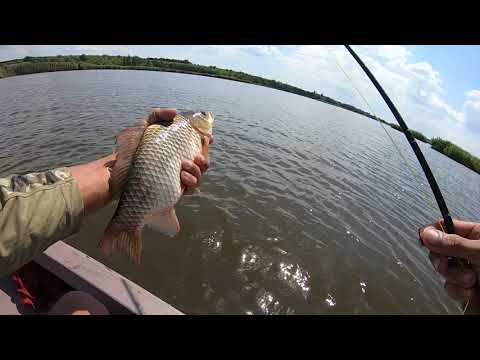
[1,45,479,156]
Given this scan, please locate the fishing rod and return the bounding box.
[343,45,479,313]
[343,45,456,234]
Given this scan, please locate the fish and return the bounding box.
[99,110,215,264]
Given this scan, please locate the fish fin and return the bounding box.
[172,113,186,123]
[110,124,147,195]
[99,221,143,264]
[144,208,180,237]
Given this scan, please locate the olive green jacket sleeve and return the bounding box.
[0,167,84,277]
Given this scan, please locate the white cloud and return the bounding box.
[464,89,480,133]
[353,45,411,64]
[73,45,131,54]
[466,89,480,97]
[211,45,281,57]
[0,45,33,60]
[274,45,479,156]
[247,45,281,57]
[0,45,132,61]
[377,45,411,62]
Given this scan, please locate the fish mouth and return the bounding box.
[187,110,215,137]
[179,110,209,118]
[191,111,208,119]
[180,111,214,123]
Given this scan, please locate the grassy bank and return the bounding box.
[386,124,479,174]
[388,123,430,144]
[1,54,478,174]
[430,138,480,174]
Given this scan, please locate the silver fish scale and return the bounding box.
[112,119,202,231]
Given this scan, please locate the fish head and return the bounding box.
[189,111,215,137]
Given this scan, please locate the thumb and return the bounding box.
[422,227,480,263]
[146,108,177,125]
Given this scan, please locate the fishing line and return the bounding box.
[326,46,442,222]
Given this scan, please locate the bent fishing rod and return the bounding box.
[344,45,455,234]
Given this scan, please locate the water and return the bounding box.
[1,70,479,314]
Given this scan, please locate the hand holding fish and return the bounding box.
[132,107,213,196]
[419,219,480,303]
[181,142,212,195]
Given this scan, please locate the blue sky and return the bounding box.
[1,45,479,156]
[409,46,480,109]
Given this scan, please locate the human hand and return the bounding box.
[181,135,213,195]
[419,219,480,302]
[139,108,213,195]
[143,108,213,195]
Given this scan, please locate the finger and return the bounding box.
[442,218,480,239]
[182,160,202,184]
[193,154,209,173]
[428,252,448,273]
[420,226,480,262]
[445,282,475,302]
[209,135,214,145]
[201,136,210,159]
[183,186,195,195]
[429,252,477,288]
[146,108,177,125]
[419,220,444,246]
[420,218,480,239]
[180,183,194,196]
[180,171,198,188]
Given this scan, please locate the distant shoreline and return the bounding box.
[1,55,478,175]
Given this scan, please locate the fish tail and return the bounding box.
[99,221,143,265]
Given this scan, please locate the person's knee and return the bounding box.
[49,291,109,315]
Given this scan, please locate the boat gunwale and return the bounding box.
[34,241,183,315]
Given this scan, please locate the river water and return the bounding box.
[0,70,479,314]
